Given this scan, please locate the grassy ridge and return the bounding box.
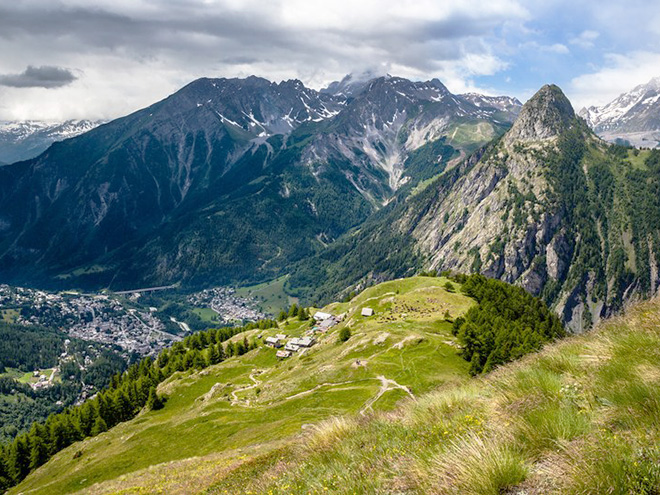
[203,296,660,495]
[12,277,475,494]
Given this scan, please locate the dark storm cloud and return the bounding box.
[0,65,77,88]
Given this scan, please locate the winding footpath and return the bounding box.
[229,370,263,406]
[360,375,415,416]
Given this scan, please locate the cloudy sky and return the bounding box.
[1,0,659,121]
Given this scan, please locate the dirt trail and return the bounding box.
[230,371,263,406]
[228,370,414,417]
[360,375,415,416]
[279,380,359,402]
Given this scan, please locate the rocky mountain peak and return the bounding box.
[505,84,575,143]
[578,76,660,146]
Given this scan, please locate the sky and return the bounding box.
[1,0,660,121]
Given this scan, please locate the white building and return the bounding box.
[313,311,332,321]
[361,307,374,317]
[299,336,316,347]
[285,342,300,352]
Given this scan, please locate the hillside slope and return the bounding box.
[200,294,660,494]
[10,276,479,494]
[11,279,660,494]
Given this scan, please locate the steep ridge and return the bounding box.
[292,85,660,331]
[0,76,519,290]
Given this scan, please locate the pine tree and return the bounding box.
[208,344,220,365]
[115,390,132,422]
[91,416,108,436]
[0,446,11,491]
[28,436,48,471]
[216,343,226,362]
[156,350,169,368]
[182,350,194,370]
[7,436,29,483]
[288,304,299,318]
[78,401,96,438]
[278,310,288,321]
[236,340,246,356]
[338,327,351,343]
[146,387,164,411]
[192,350,206,369]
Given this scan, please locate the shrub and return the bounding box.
[338,327,351,343]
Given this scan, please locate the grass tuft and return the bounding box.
[434,432,528,495]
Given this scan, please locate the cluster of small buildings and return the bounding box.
[30,370,54,390]
[312,311,342,331]
[263,310,353,359]
[65,307,177,355]
[187,287,266,323]
[0,284,178,356]
[265,333,318,359]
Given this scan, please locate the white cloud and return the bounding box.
[545,43,570,54]
[569,30,599,49]
[0,0,529,120]
[569,51,660,108]
[519,41,569,55]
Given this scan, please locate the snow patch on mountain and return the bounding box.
[0,120,103,164]
[579,77,660,147]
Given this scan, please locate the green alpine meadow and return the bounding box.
[2,2,660,493]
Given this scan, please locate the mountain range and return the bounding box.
[2,74,660,332]
[0,74,520,290]
[0,120,101,165]
[3,73,660,494]
[290,84,660,331]
[579,76,660,147]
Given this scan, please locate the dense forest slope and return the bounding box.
[292,85,660,331]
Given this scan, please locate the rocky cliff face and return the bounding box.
[299,84,660,332]
[402,85,660,331]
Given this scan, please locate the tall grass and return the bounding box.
[193,298,660,494]
[434,432,528,495]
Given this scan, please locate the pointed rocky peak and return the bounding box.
[321,70,383,97]
[505,84,575,143]
[429,78,450,94]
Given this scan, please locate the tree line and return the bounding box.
[0,318,277,490]
[452,274,565,375]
